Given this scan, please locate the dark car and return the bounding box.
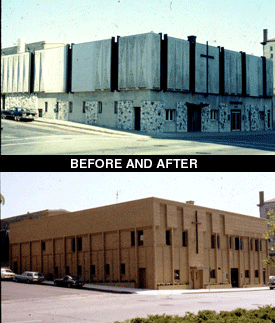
[54,275,85,288]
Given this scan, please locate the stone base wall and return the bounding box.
[57,100,69,121]
[176,102,187,132]
[85,101,98,125]
[4,93,38,111]
[141,101,165,133]
[117,101,133,130]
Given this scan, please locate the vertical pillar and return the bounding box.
[171,228,174,285]
[188,35,197,93]
[102,232,105,283]
[160,34,168,92]
[227,236,231,285]
[152,224,157,290]
[29,242,32,271]
[118,230,120,282]
[241,52,247,97]
[63,237,66,276]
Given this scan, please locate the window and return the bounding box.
[45,102,48,112]
[138,230,143,246]
[105,264,110,276]
[77,265,82,276]
[217,235,220,249]
[55,102,59,113]
[245,270,249,278]
[174,270,180,280]
[165,109,176,121]
[260,240,262,251]
[229,237,232,249]
[131,231,135,247]
[255,270,259,278]
[114,101,118,114]
[66,266,70,275]
[211,110,218,120]
[211,235,216,249]
[235,237,240,250]
[98,101,102,113]
[267,111,271,128]
[182,231,188,247]
[121,264,125,275]
[77,237,82,251]
[240,238,243,250]
[255,240,258,252]
[41,241,46,251]
[69,102,73,113]
[271,54,274,59]
[91,265,96,276]
[250,239,253,251]
[210,270,216,278]
[166,230,171,245]
[270,46,273,51]
[54,267,58,276]
[71,238,76,252]
[83,102,86,113]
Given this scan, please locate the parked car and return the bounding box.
[13,271,44,284]
[1,268,16,280]
[268,276,275,290]
[54,275,85,288]
[1,107,37,121]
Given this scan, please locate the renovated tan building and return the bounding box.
[9,197,269,290]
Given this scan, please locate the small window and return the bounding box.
[77,265,82,276]
[131,231,135,247]
[77,237,82,251]
[105,264,110,276]
[270,46,273,51]
[182,231,188,247]
[138,230,143,246]
[245,270,249,278]
[255,270,259,278]
[98,101,102,114]
[83,102,86,113]
[69,102,73,113]
[229,237,232,249]
[250,239,253,251]
[271,54,273,59]
[45,102,48,112]
[217,235,220,249]
[267,111,271,128]
[211,235,216,249]
[255,240,258,252]
[235,237,239,250]
[260,240,262,251]
[121,264,126,275]
[165,109,176,121]
[114,101,118,114]
[211,110,218,120]
[91,265,96,276]
[55,102,59,113]
[240,238,243,250]
[71,238,76,252]
[66,266,70,275]
[210,270,216,278]
[54,267,58,276]
[174,270,180,280]
[166,230,171,246]
[41,241,46,251]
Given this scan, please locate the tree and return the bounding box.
[263,209,275,266]
[0,193,5,205]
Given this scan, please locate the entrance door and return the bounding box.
[188,104,201,132]
[138,268,146,289]
[231,110,241,131]
[134,107,141,131]
[231,268,239,287]
[191,269,203,289]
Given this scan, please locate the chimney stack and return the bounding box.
[186,200,195,205]
[17,38,25,54]
[259,191,264,206]
[263,29,268,43]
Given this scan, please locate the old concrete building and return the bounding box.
[1,32,274,133]
[9,197,269,289]
[262,29,275,95]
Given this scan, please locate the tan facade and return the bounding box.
[9,197,269,289]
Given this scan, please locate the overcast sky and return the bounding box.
[2,0,275,56]
[1,172,274,219]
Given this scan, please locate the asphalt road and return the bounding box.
[1,119,275,155]
[2,281,275,323]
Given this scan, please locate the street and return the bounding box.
[2,281,275,323]
[1,119,275,155]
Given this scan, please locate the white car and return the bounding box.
[14,271,45,284]
[1,268,16,280]
[268,276,275,290]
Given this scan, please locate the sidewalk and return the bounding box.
[43,281,269,295]
[35,117,275,140]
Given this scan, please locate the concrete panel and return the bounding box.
[224,49,242,95]
[118,32,160,90]
[266,58,273,96]
[246,54,263,97]
[71,39,111,92]
[195,43,219,94]
[1,53,30,93]
[167,37,189,91]
[34,46,68,93]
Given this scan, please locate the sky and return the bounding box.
[2,0,275,57]
[1,172,274,219]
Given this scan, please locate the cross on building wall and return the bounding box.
[200,41,215,94]
[192,210,202,254]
